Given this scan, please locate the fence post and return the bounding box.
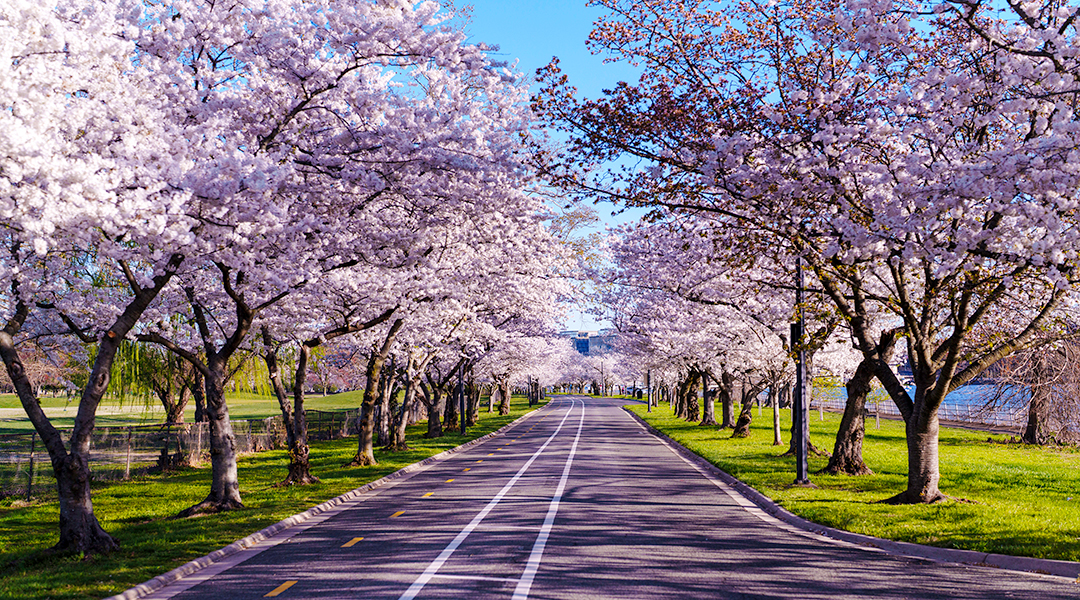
[163,422,171,469]
[26,431,36,502]
[124,427,133,479]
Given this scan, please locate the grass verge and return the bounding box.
[0,391,368,435]
[0,396,542,600]
[629,403,1080,562]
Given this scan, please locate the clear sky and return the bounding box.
[461,1,639,99]
[461,2,645,331]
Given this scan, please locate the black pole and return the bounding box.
[794,256,810,485]
[458,367,466,435]
[646,370,652,412]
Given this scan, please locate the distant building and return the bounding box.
[558,329,616,356]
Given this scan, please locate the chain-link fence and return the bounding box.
[810,388,1025,430]
[0,408,361,500]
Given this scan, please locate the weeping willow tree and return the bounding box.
[94,340,267,424]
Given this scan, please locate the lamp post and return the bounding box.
[646,369,652,413]
[457,364,466,436]
[792,256,810,485]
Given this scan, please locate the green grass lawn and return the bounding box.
[0,395,542,600]
[0,391,366,435]
[630,403,1080,562]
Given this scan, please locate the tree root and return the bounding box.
[175,497,243,518]
[345,453,377,467]
[878,490,976,505]
[274,473,320,487]
[818,455,874,476]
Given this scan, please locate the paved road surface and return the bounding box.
[141,396,1078,599]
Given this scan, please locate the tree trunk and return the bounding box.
[1,255,181,552]
[466,378,480,426]
[1,323,119,554]
[350,319,403,467]
[423,384,444,438]
[821,359,874,475]
[884,406,945,504]
[685,371,701,422]
[731,384,756,438]
[719,371,735,428]
[699,372,717,426]
[674,377,688,419]
[262,331,318,486]
[498,380,510,415]
[443,378,460,433]
[387,376,415,451]
[179,360,243,516]
[156,381,188,425]
[191,371,207,423]
[376,364,393,447]
[354,352,381,466]
[1021,360,1051,444]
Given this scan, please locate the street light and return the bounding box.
[792,256,810,485]
[457,365,466,436]
[646,369,652,413]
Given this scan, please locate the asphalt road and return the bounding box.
[140,395,1079,600]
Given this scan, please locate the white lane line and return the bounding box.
[511,399,585,600]
[397,402,579,600]
[429,574,520,583]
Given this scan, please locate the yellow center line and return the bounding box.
[423,492,434,497]
[487,453,495,456]
[445,478,455,483]
[476,459,483,463]
[462,468,471,472]
[496,447,502,450]
[265,581,298,597]
[390,511,405,518]
[341,537,364,548]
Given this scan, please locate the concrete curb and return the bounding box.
[622,407,1080,582]
[105,407,547,600]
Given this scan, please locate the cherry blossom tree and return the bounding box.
[537,0,1080,502]
[0,0,197,552]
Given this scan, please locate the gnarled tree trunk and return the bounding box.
[699,371,717,426]
[821,358,875,476]
[376,362,394,447]
[421,381,444,438]
[180,358,243,516]
[443,377,460,433]
[498,379,510,415]
[387,375,415,451]
[261,329,318,486]
[191,371,207,423]
[685,370,701,422]
[466,377,479,426]
[718,370,735,428]
[1,323,118,554]
[351,319,404,467]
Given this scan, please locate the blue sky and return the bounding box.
[462,1,640,331]
[462,1,639,99]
